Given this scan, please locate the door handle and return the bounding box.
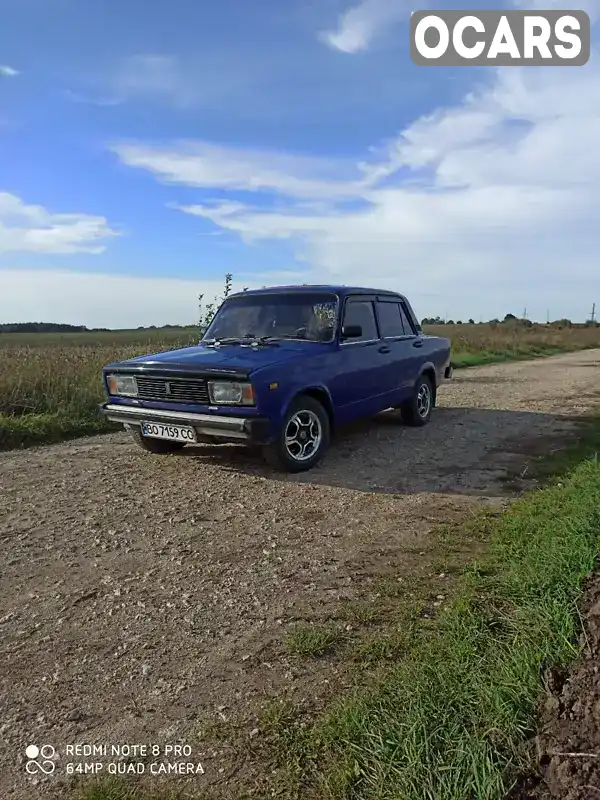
[413,339,423,348]
[378,345,391,354]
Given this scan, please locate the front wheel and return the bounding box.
[263,396,330,473]
[129,430,186,454]
[400,375,434,427]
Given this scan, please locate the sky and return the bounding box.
[1,0,599,327]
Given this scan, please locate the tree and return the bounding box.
[504,313,517,322]
[468,318,475,324]
[421,316,445,326]
[551,318,573,329]
[199,273,239,332]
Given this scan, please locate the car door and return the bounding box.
[330,295,393,424]
[375,296,424,405]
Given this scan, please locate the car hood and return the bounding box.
[104,340,325,378]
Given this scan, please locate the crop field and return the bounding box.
[1,322,599,449]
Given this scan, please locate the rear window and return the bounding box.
[377,302,406,337]
[399,303,416,335]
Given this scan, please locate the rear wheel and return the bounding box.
[400,375,434,427]
[129,430,186,454]
[263,395,330,472]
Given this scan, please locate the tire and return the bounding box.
[263,395,330,473]
[129,430,187,454]
[400,374,434,427]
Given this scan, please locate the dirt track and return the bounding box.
[1,349,599,799]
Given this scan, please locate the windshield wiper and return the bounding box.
[202,337,244,346]
[241,335,281,346]
[202,335,282,347]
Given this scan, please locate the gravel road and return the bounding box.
[1,349,599,799]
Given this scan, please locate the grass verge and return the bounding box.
[0,411,112,450]
[257,453,600,799]
[450,344,570,367]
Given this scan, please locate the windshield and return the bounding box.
[203,292,339,343]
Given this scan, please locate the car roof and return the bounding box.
[228,284,403,299]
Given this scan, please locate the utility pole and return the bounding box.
[591,302,597,324]
[546,308,550,324]
[522,307,527,319]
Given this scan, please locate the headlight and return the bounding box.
[208,381,255,405]
[106,374,138,397]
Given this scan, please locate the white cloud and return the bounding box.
[0,64,19,77]
[64,55,205,108]
[319,0,407,53]
[112,140,365,199]
[0,192,119,254]
[114,55,197,107]
[0,269,234,329]
[69,53,261,110]
[113,56,600,322]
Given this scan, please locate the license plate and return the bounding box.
[140,421,197,443]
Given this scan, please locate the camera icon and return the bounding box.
[25,745,56,774]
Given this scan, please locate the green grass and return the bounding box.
[0,411,110,449]
[450,345,568,368]
[73,778,198,800]
[351,629,409,663]
[285,624,343,657]
[257,455,600,800]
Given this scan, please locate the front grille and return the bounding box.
[134,375,210,405]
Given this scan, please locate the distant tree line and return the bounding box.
[0,322,95,333]
[422,313,599,328]
[0,321,201,334]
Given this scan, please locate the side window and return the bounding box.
[399,303,416,335]
[377,302,405,338]
[342,301,378,342]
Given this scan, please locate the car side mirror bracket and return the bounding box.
[341,325,363,340]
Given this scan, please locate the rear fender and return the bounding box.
[418,361,438,405]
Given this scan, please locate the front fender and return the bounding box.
[278,383,335,424]
[253,351,337,428]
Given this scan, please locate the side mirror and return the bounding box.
[341,324,362,339]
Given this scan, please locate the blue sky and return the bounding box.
[1,0,599,327]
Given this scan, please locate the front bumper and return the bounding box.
[99,403,271,444]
